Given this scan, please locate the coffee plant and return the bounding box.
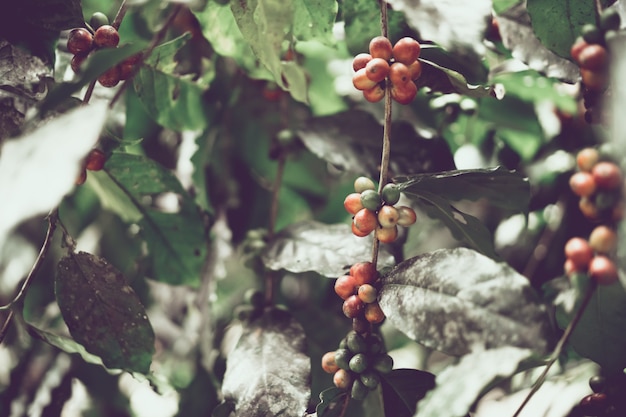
[2,0,626,416]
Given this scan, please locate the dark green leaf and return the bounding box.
[380,369,435,417]
[395,167,530,213]
[221,308,311,417]
[378,248,554,356]
[89,152,207,286]
[419,45,488,85]
[26,325,108,368]
[416,347,540,417]
[261,221,395,278]
[55,252,155,373]
[342,0,407,55]
[315,387,347,417]
[417,59,502,99]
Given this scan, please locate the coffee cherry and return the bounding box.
[366,333,384,354]
[576,148,599,172]
[589,255,619,285]
[592,162,622,189]
[372,353,393,374]
[391,81,417,105]
[349,262,378,286]
[360,189,382,211]
[578,44,608,71]
[579,392,608,415]
[582,23,603,44]
[407,60,422,80]
[343,295,366,318]
[90,12,109,30]
[581,68,607,91]
[350,379,368,401]
[352,316,370,333]
[349,353,369,373]
[334,349,352,370]
[322,351,339,374]
[564,237,594,270]
[377,205,400,228]
[352,222,370,237]
[353,68,378,91]
[357,284,378,304]
[600,8,621,32]
[346,330,368,353]
[369,36,393,61]
[569,171,597,197]
[98,66,121,87]
[392,37,421,65]
[262,84,282,101]
[589,225,617,254]
[360,370,380,389]
[365,58,390,83]
[353,208,378,235]
[589,375,607,393]
[344,192,364,215]
[389,62,411,85]
[564,258,581,276]
[353,53,373,71]
[375,225,398,243]
[354,176,376,193]
[67,28,94,54]
[579,197,600,219]
[94,25,120,48]
[333,369,353,390]
[364,302,385,324]
[118,54,141,80]
[381,183,400,205]
[70,53,88,73]
[75,169,87,185]
[85,149,106,171]
[362,84,385,103]
[571,37,589,62]
[335,275,358,300]
[397,206,417,226]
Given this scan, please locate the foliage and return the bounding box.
[1,0,625,417]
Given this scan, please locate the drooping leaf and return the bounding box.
[292,0,338,45]
[0,103,107,246]
[220,308,311,417]
[315,387,347,417]
[417,59,503,99]
[55,252,155,373]
[419,44,488,85]
[134,33,212,131]
[88,152,207,286]
[395,167,530,213]
[416,347,540,417]
[261,221,395,278]
[378,248,554,356]
[297,110,455,178]
[380,369,435,417]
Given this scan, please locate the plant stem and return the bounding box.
[0,209,59,344]
[511,281,597,417]
[111,0,129,30]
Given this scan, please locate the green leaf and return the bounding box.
[395,167,530,213]
[89,152,207,286]
[315,387,347,417]
[55,252,155,373]
[493,0,523,14]
[261,221,395,277]
[417,59,503,99]
[342,0,407,55]
[378,248,554,356]
[419,44,488,85]
[220,308,311,417]
[134,34,212,131]
[292,0,338,44]
[416,347,539,417]
[380,369,435,417]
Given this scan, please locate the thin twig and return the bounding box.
[511,281,597,417]
[338,392,351,417]
[111,0,129,30]
[82,80,97,104]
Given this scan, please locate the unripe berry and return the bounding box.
[353,68,378,91]
[358,284,378,304]
[391,81,417,105]
[376,225,398,243]
[346,330,368,353]
[362,84,385,103]
[381,183,400,205]
[94,25,120,48]
[67,28,94,54]
[335,275,358,300]
[349,262,378,286]
[576,148,599,172]
[353,53,373,71]
[564,237,594,270]
[344,192,364,215]
[589,225,617,254]
[351,379,368,401]
[569,171,597,197]
[365,302,385,323]
[333,369,353,390]
[353,208,378,235]
[349,353,369,373]
[377,205,400,228]
[365,58,390,83]
[343,295,366,318]
[360,189,382,211]
[360,370,380,389]
[397,206,417,226]
[589,255,619,285]
[354,176,376,193]
[369,36,393,61]
[372,353,393,374]
[592,161,622,189]
[392,37,421,65]
[322,351,339,374]
[578,44,608,71]
[600,8,621,31]
[334,348,352,370]
[90,12,109,30]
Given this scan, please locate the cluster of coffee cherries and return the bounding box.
[76,149,106,185]
[574,374,626,416]
[344,177,417,243]
[352,36,422,104]
[67,12,139,88]
[335,261,385,324]
[570,8,621,124]
[564,147,623,284]
[321,330,393,400]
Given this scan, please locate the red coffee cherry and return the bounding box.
[350,262,378,286]
[407,60,422,80]
[94,25,120,48]
[578,44,608,71]
[357,284,378,304]
[375,225,398,243]
[564,237,594,270]
[85,149,106,171]
[333,369,353,390]
[70,53,89,73]
[353,68,378,91]
[67,28,94,54]
[353,53,373,72]
[570,37,589,62]
[389,62,411,85]
[569,171,597,197]
[576,148,599,172]
[351,222,370,237]
[391,81,417,105]
[343,295,366,318]
[98,66,121,87]
[369,36,393,61]
[75,169,87,185]
[589,225,617,254]
[365,58,390,83]
[353,208,378,235]
[364,302,385,324]
[335,275,358,300]
[344,193,364,215]
[397,206,417,226]
[392,37,421,65]
[377,205,400,228]
[362,85,385,103]
[580,68,607,91]
[589,255,619,285]
[322,351,339,374]
[592,161,622,189]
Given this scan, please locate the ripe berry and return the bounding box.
[353,53,373,71]
[353,208,378,235]
[376,225,398,243]
[90,12,109,29]
[578,44,608,71]
[335,275,358,300]
[564,237,594,270]
[75,169,87,185]
[381,183,400,205]
[579,197,599,219]
[349,262,378,286]
[333,369,353,390]
[365,302,385,323]
[391,81,417,105]
[344,192,364,215]
[353,68,378,91]
[362,84,385,103]
[397,206,417,226]
[322,351,339,374]
[570,37,589,62]
[589,255,619,285]
[98,66,121,87]
[592,162,622,189]
[349,353,369,373]
[352,222,370,237]
[389,62,411,85]
[67,28,94,54]
[354,176,376,193]
[369,36,393,61]
[343,295,366,318]
[118,54,141,80]
[352,316,370,333]
[377,205,400,228]
[407,60,422,80]
[262,84,282,101]
[569,171,597,197]
[357,284,378,304]
[564,258,579,276]
[85,149,106,171]
[94,25,120,48]
[392,37,421,65]
[576,148,599,172]
[70,53,88,73]
[365,58,390,83]
[580,68,607,91]
[360,189,382,211]
[589,225,617,254]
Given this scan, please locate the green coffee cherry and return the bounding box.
[600,9,621,32]
[339,337,348,349]
[90,12,109,29]
[367,334,384,354]
[360,189,382,211]
[354,176,376,193]
[372,353,393,374]
[351,378,369,401]
[346,331,367,353]
[335,348,352,370]
[381,183,400,205]
[276,129,296,145]
[360,370,380,389]
[349,353,369,373]
[582,23,603,44]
